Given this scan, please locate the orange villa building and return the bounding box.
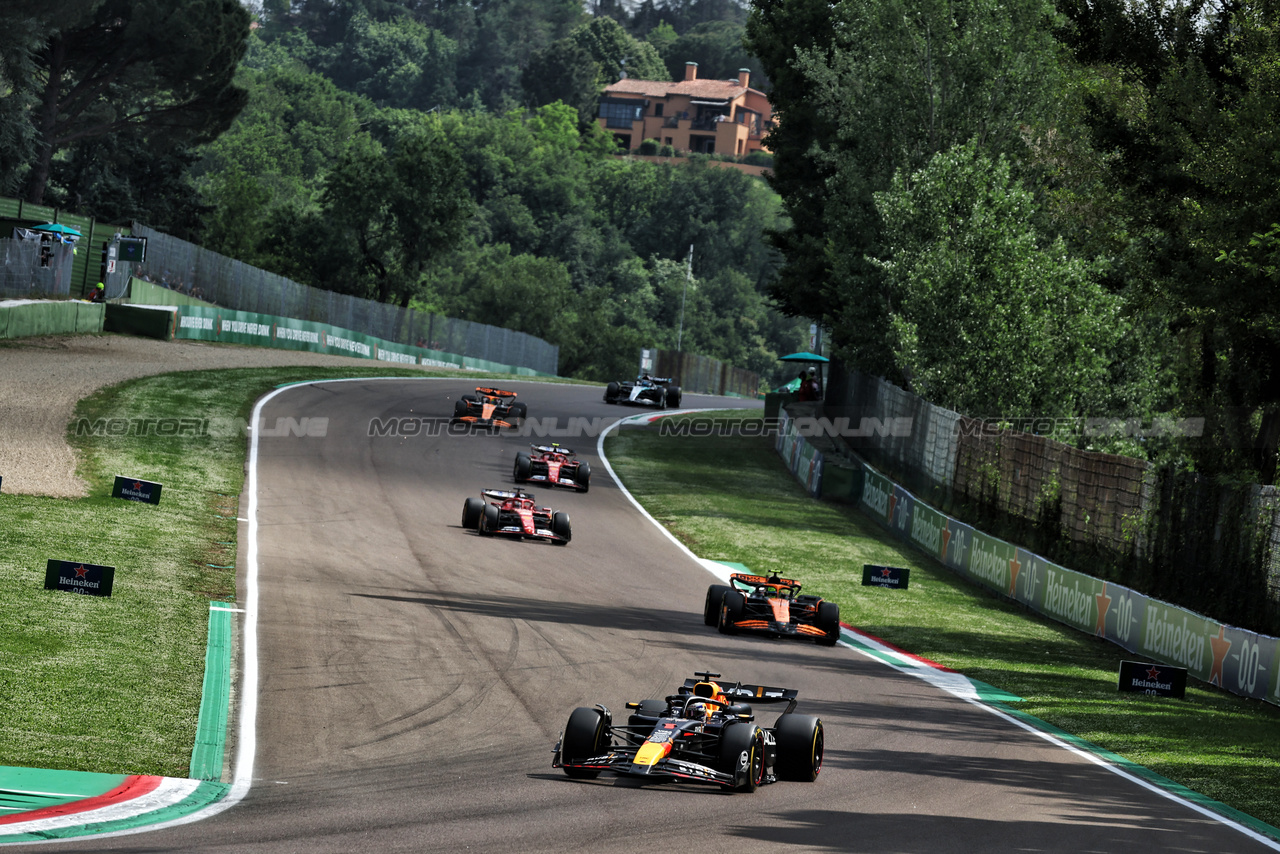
[597,62,772,157]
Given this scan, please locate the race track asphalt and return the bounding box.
[9,378,1276,853]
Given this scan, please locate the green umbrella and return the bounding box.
[31,223,82,236]
[778,351,829,362]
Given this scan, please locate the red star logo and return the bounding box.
[1208,625,1232,687]
[1145,665,1162,680]
[1007,554,1022,597]
[133,481,142,490]
[73,565,88,579]
[880,568,892,578]
[1095,583,1113,637]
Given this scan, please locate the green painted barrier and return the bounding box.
[171,304,557,377]
[0,299,103,339]
[103,304,176,340]
[818,461,863,503]
[123,277,216,308]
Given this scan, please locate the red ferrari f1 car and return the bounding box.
[705,572,841,646]
[461,488,570,545]
[452,387,527,428]
[553,670,823,792]
[513,444,591,492]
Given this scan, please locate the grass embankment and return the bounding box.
[0,365,463,776]
[604,411,1280,834]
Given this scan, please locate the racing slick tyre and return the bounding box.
[551,511,571,545]
[507,402,527,426]
[718,589,746,634]
[461,497,485,530]
[704,584,731,626]
[604,381,621,403]
[562,707,608,779]
[453,399,469,419]
[513,452,532,482]
[817,601,841,647]
[668,386,682,408]
[718,723,765,793]
[655,388,668,410]
[774,714,824,782]
[478,504,500,536]
[627,699,667,730]
[574,461,591,492]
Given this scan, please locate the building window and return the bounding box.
[654,103,664,117]
[599,100,643,129]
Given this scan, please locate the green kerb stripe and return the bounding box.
[0,781,232,844]
[190,604,233,781]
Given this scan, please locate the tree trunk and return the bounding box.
[23,34,67,205]
[1255,408,1280,485]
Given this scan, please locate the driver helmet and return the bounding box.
[687,701,712,721]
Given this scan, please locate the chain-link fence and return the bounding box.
[129,225,559,374]
[0,238,76,298]
[827,364,1280,635]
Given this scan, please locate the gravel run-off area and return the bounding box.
[0,334,437,498]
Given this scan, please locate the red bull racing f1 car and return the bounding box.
[705,573,841,646]
[461,488,570,545]
[553,671,823,792]
[513,444,591,492]
[452,387,527,428]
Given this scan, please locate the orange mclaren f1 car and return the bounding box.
[705,572,841,646]
[452,387,526,428]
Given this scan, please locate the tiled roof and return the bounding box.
[603,78,749,101]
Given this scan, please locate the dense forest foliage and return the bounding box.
[747,0,1280,481]
[3,0,1279,480]
[0,0,802,383]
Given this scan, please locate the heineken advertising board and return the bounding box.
[863,564,910,589]
[112,475,161,504]
[1118,660,1187,699]
[44,560,115,597]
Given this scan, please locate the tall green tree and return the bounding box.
[1056,0,1280,477]
[0,1,97,192]
[747,0,1070,379]
[661,20,762,85]
[317,11,458,110]
[321,126,474,306]
[20,0,251,204]
[872,140,1121,418]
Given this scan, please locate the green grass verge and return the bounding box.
[0,364,536,776]
[604,411,1280,832]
